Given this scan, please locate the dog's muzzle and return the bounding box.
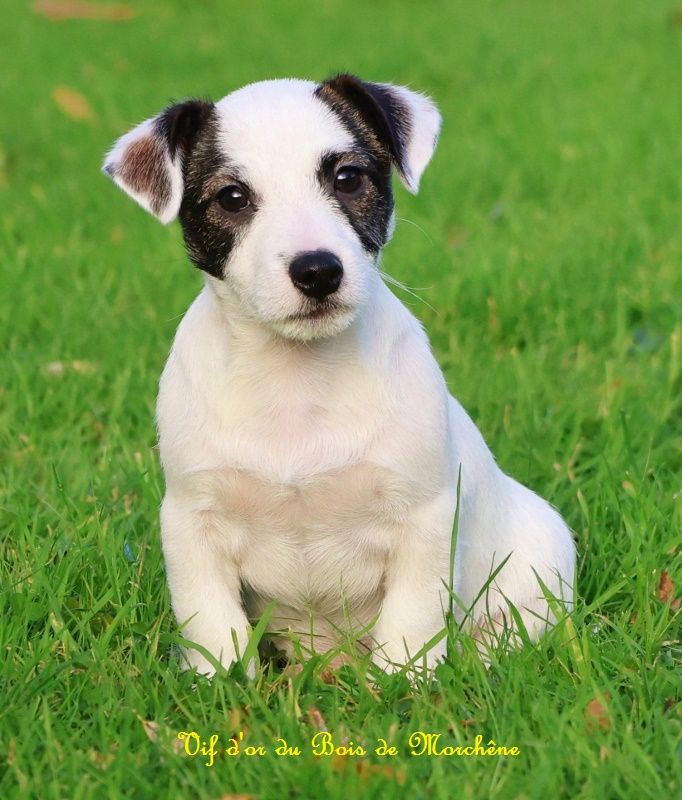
[289,250,343,300]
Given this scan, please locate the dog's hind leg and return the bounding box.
[456,475,576,648]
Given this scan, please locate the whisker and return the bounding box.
[395,216,435,245]
[380,270,439,315]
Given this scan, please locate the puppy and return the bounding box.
[103,75,575,676]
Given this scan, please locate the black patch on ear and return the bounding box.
[156,99,215,161]
[316,74,412,184]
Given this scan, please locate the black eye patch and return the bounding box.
[317,150,393,255]
[178,120,256,279]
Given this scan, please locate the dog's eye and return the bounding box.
[216,185,250,212]
[334,167,364,195]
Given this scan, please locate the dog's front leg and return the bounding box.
[160,492,251,677]
[372,491,455,673]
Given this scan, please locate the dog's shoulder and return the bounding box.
[156,287,227,444]
[166,285,225,365]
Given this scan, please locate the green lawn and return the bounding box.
[1,1,681,797]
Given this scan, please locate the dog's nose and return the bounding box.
[289,251,343,300]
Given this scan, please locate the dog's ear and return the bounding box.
[102,100,214,223]
[317,74,441,194]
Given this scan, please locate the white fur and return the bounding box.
[384,84,442,193]
[108,79,575,675]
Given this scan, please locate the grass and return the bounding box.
[1,0,681,797]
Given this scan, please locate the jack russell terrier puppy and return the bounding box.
[103,75,575,676]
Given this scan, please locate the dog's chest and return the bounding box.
[210,460,415,611]
[164,303,443,611]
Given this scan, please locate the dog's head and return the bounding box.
[103,75,440,341]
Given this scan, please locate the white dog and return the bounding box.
[104,75,575,676]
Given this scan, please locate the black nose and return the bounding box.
[289,250,343,300]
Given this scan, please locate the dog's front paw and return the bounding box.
[181,648,221,678]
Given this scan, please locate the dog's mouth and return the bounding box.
[271,298,358,341]
[288,300,349,322]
